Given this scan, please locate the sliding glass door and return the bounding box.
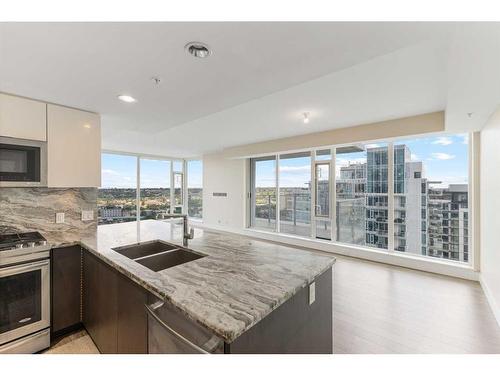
[279,152,311,237]
[315,161,331,240]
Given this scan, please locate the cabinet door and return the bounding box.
[117,274,149,354]
[47,104,101,187]
[0,93,47,141]
[82,251,118,354]
[51,245,82,335]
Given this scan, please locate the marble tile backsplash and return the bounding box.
[0,188,97,246]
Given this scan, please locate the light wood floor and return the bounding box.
[44,329,99,354]
[44,255,500,354]
[333,254,500,353]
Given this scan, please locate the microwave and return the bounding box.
[0,137,47,187]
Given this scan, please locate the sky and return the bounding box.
[254,134,469,188]
[101,134,468,190]
[101,154,203,189]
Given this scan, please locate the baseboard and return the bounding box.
[51,322,83,340]
[479,275,500,328]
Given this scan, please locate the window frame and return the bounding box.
[99,150,189,224]
[247,132,474,267]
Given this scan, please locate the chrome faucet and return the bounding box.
[156,213,194,247]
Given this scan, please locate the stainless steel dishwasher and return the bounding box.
[146,301,224,354]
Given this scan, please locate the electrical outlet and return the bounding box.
[55,212,65,224]
[309,282,316,305]
[81,210,94,221]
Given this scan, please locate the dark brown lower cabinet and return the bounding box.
[147,266,333,354]
[117,272,149,353]
[51,245,83,337]
[82,250,150,354]
[225,267,333,354]
[82,248,332,354]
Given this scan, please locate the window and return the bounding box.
[98,153,138,225]
[279,152,311,236]
[251,157,277,231]
[336,143,388,249]
[247,132,472,265]
[139,158,170,220]
[393,134,469,262]
[99,154,194,225]
[187,160,203,219]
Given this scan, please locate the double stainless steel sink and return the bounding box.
[113,240,206,272]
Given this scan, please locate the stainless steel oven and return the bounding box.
[0,136,47,187]
[0,232,51,353]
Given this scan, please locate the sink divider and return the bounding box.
[132,248,182,262]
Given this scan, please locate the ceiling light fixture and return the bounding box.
[303,112,310,124]
[118,95,136,103]
[185,42,211,58]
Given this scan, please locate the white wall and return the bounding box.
[480,107,500,325]
[202,153,247,230]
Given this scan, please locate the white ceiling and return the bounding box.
[1,22,500,157]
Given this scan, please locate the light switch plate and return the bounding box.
[81,210,94,221]
[309,282,316,305]
[55,212,65,224]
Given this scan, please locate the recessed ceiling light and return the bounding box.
[118,95,136,103]
[303,112,310,124]
[185,42,211,58]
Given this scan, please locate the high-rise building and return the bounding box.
[323,144,468,262]
[426,183,469,262]
[365,146,389,249]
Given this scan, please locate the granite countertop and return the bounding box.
[79,219,335,343]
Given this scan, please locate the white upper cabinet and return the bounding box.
[0,93,47,141]
[47,104,101,187]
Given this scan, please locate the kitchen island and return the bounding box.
[79,219,335,353]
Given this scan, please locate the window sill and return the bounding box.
[197,223,478,281]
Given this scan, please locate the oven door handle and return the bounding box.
[0,259,50,276]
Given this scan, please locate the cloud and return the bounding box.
[410,153,420,161]
[432,137,453,146]
[279,165,310,174]
[101,169,136,188]
[431,152,456,160]
[459,133,469,145]
[102,169,119,176]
